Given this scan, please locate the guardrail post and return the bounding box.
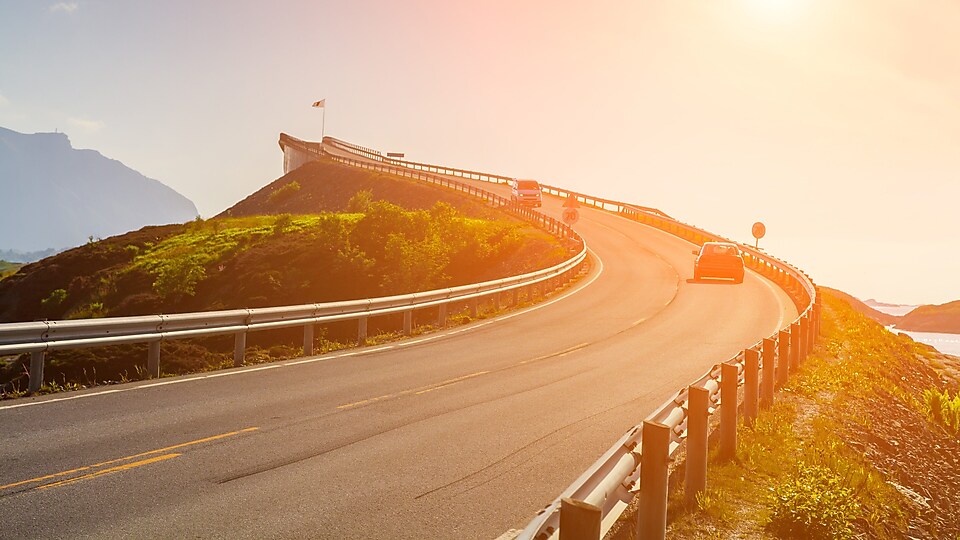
[744,349,760,426]
[147,341,161,378]
[806,309,816,352]
[777,329,790,386]
[403,311,413,336]
[761,338,775,408]
[559,498,601,540]
[493,292,501,312]
[469,298,479,318]
[720,362,738,462]
[638,421,671,540]
[437,304,447,327]
[685,385,709,509]
[303,324,315,355]
[512,288,520,306]
[28,351,45,394]
[789,322,800,371]
[234,331,246,367]
[358,317,368,345]
[799,316,809,361]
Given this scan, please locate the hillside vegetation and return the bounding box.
[0,159,572,395]
[899,300,960,333]
[658,292,960,539]
[0,261,22,281]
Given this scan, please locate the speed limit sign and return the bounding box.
[562,207,579,225]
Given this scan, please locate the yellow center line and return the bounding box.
[0,427,258,492]
[519,342,589,365]
[414,371,490,395]
[37,454,181,490]
[337,371,492,409]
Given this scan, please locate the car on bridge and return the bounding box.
[510,178,542,207]
[693,242,745,283]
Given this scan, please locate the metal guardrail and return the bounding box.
[317,136,819,540]
[2,138,588,394]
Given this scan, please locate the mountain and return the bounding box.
[898,300,960,334]
[820,287,901,327]
[0,127,198,256]
[863,299,919,317]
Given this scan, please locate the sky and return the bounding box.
[1,0,958,306]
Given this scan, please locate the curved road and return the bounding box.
[0,150,796,539]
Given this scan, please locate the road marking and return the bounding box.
[37,454,181,490]
[519,343,590,365]
[414,371,491,395]
[0,427,258,492]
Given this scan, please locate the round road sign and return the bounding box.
[562,207,579,225]
[752,222,766,240]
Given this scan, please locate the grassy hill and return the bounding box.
[0,159,570,394]
[0,260,22,281]
[899,300,960,333]
[621,291,960,539]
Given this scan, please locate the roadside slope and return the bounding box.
[661,291,960,539]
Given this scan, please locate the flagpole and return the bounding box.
[321,107,325,141]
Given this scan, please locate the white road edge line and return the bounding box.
[1,250,605,411]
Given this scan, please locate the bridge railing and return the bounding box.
[317,136,818,540]
[3,137,588,394]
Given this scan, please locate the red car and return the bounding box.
[693,242,745,283]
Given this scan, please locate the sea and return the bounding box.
[869,303,960,357]
[888,328,960,357]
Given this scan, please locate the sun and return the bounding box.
[744,0,807,21]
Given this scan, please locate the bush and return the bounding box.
[922,387,960,435]
[766,463,859,539]
[267,181,301,203]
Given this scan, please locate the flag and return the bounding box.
[312,99,326,108]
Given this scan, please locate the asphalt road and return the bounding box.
[0,154,797,539]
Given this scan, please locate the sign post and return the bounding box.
[752,222,766,249]
[562,195,580,225]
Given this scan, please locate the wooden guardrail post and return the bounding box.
[147,341,161,378]
[28,351,45,394]
[799,316,809,361]
[777,329,790,386]
[789,322,800,371]
[685,385,709,508]
[744,349,760,426]
[761,338,775,408]
[638,421,671,540]
[806,309,816,352]
[559,498,601,540]
[233,331,246,367]
[720,362,738,461]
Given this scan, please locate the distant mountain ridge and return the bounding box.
[824,287,960,335]
[0,126,198,257]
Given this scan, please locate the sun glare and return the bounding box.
[745,0,807,22]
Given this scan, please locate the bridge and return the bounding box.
[0,135,812,539]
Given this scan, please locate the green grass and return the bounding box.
[125,214,358,298]
[0,260,23,281]
[665,293,921,539]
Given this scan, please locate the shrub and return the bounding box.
[766,462,859,539]
[267,181,301,203]
[41,288,67,307]
[922,387,960,435]
[347,189,374,213]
